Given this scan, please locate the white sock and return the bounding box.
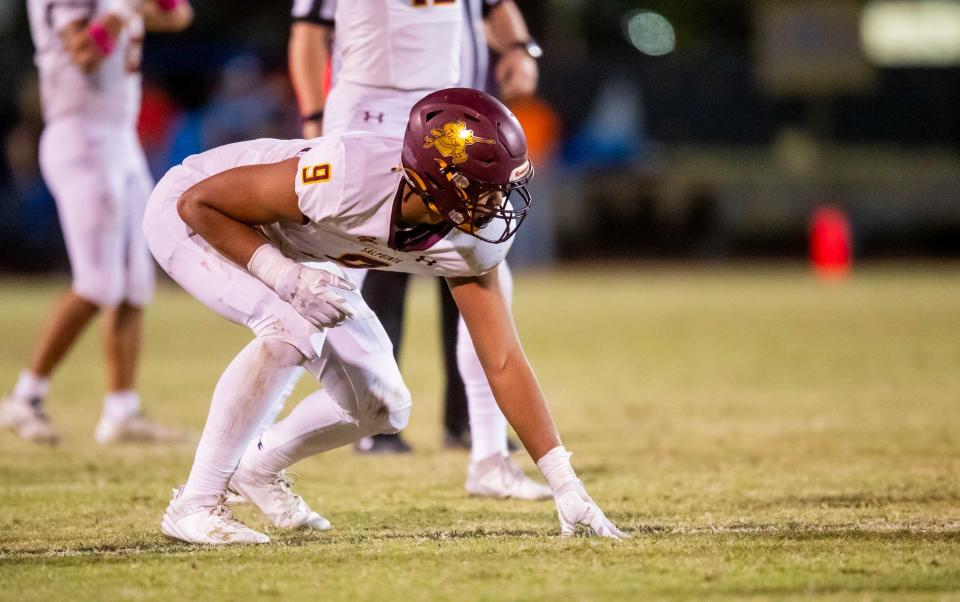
[461,348,508,463]
[13,370,50,401]
[179,338,304,508]
[237,388,366,482]
[102,390,140,421]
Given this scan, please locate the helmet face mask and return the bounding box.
[401,88,535,244]
[438,162,534,244]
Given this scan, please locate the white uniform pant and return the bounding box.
[143,167,411,435]
[322,80,427,137]
[40,117,155,307]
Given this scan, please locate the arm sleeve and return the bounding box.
[290,0,335,26]
[46,0,96,33]
[294,139,346,224]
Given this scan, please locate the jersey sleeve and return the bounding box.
[290,0,335,26]
[47,0,97,33]
[294,138,346,224]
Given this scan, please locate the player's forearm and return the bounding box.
[484,0,531,52]
[484,349,562,461]
[144,0,193,32]
[177,188,269,268]
[289,23,332,119]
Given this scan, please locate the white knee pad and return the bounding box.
[248,310,321,360]
[348,370,413,434]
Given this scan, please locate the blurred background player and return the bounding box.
[287,0,549,500]
[289,0,541,453]
[1,0,193,445]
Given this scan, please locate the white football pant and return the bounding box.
[40,117,155,307]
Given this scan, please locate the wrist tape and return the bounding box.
[536,445,579,492]
[247,244,300,300]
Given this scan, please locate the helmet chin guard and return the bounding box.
[401,88,535,244]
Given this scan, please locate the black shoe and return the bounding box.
[354,433,413,454]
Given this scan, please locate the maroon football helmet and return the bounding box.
[402,88,534,244]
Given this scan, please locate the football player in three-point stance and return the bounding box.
[146,88,627,544]
[287,0,550,500]
[1,0,192,445]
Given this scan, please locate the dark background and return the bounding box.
[1,0,958,270]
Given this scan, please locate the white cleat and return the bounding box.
[161,487,270,545]
[0,394,59,445]
[95,413,186,445]
[466,453,553,501]
[228,470,332,531]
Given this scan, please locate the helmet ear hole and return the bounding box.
[425,110,443,122]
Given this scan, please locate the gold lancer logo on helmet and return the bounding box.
[422,120,495,164]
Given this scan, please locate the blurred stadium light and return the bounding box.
[623,10,676,57]
[861,0,960,66]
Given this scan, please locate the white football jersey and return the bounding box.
[178,133,511,278]
[331,0,462,91]
[27,0,143,124]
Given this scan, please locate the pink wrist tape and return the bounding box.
[87,22,115,56]
[155,0,182,11]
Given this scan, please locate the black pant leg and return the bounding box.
[438,279,469,436]
[361,269,411,361]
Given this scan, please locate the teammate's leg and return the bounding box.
[27,293,100,379]
[0,292,98,443]
[2,119,116,443]
[93,135,181,444]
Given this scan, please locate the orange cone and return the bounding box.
[810,206,852,280]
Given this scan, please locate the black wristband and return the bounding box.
[302,110,324,123]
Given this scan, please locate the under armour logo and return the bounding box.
[363,111,385,124]
[357,236,378,244]
[416,256,438,266]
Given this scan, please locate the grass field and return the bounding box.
[1,265,959,600]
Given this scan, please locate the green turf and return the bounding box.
[1,265,959,600]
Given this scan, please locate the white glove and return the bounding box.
[285,265,358,328]
[537,446,628,539]
[247,244,358,329]
[553,481,628,539]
